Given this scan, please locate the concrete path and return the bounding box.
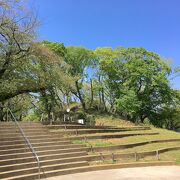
[45,166,180,180]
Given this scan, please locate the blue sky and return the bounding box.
[31,0,180,89]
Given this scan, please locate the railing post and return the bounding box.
[76,129,78,135]
[156,150,160,160]
[40,113,44,123]
[135,152,138,161]
[90,145,94,153]
[6,109,8,121]
[100,153,104,162]
[112,153,115,162]
[84,136,87,142]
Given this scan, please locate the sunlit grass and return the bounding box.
[95,115,136,127]
[71,139,113,147]
[49,114,180,164]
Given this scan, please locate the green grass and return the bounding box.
[71,139,92,147]
[176,159,180,164]
[71,139,113,147]
[82,128,180,146]
[88,142,180,154]
[85,116,180,164]
[160,150,180,164]
[68,129,156,137]
[95,115,136,127]
[49,114,180,165]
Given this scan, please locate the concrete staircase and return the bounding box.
[0,122,89,180]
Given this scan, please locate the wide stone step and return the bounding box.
[46,124,150,130]
[47,125,116,129]
[0,137,67,146]
[0,159,88,173]
[0,144,85,153]
[0,123,43,127]
[0,134,64,141]
[3,161,174,180]
[0,122,41,124]
[0,143,87,155]
[0,129,46,135]
[0,140,79,150]
[1,130,48,136]
[1,125,45,128]
[0,125,43,127]
[0,161,88,179]
[0,122,42,125]
[1,130,50,136]
[0,147,88,160]
[0,151,88,166]
[55,128,151,135]
[64,132,159,141]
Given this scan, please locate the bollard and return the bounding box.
[156,150,160,160]
[84,136,87,142]
[112,153,115,162]
[135,152,138,161]
[100,153,104,162]
[76,129,78,135]
[90,145,94,153]
[6,110,8,122]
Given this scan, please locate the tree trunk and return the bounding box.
[0,103,4,121]
[101,87,107,112]
[75,81,86,111]
[140,114,147,123]
[90,79,94,108]
[98,75,102,109]
[41,90,51,120]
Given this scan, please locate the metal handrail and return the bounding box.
[8,109,41,179]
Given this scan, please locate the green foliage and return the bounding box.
[42,41,67,57]
[65,46,96,110]
[0,1,73,103]
[86,114,96,126]
[23,113,39,122]
[66,46,95,77]
[2,94,33,121]
[116,90,142,121]
[96,47,173,126]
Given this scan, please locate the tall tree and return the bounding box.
[97,47,173,125]
[0,1,75,121]
[65,46,95,110]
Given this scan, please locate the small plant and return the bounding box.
[86,114,96,126]
[176,158,180,165]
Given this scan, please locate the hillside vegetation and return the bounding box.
[61,115,180,164]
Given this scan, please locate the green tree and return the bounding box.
[65,46,95,110]
[32,42,75,120]
[94,47,123,112]
[97,47,173,125]
[0,1,75,120]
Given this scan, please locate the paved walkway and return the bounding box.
[45,166,180,180]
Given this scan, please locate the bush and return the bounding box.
[23,113,39,122]
[85,114,96,126]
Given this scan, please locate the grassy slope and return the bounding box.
[72,115,180,164]
[95,115,136,127]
